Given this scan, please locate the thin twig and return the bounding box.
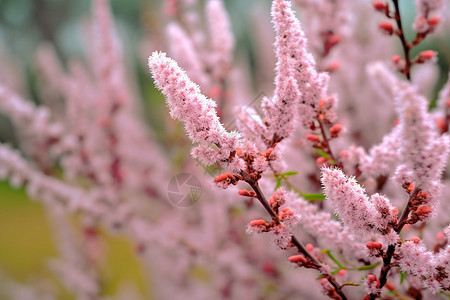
[392,0,412,81]
[247,180,348,300]
[369,188,420,299]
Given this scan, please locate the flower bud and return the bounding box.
[306,133,320,143]
[379,21,394,35]
[366,241,383,249]
[288,254,307,263]
[409,237,420,243]
[330,124,343,136]
[372,1,386,11]
[249,219,266,227]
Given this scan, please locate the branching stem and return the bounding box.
[247,180,348,300]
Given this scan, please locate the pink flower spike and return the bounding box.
[205,0,234,81]
[321,167,399,239]
[271,0,330,128]
[148,52,241,167]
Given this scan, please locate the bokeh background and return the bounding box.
[0,0,449,299]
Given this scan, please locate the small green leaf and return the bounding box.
[313,149,337,166]
[275,177,282,191]
[302,193,326,201]
[314,148,331,159]
[323,250,345,269]
[341,282,360,287]
[356,262,380,271]
[280,171,299,177]
[400,271,407,284]
[331,268,343,275]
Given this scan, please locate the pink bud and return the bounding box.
[409,237,420,243]
[385,282,395,291]
[316,157,327,165]
[415,205,432,215]
[367,274,377,281]
[250,219,266,227]
[326,61,340,72]
[419,50,436,61]
[327,34,341,48]
[330,124,343,135]
[428,16,440,27]
[392,55,401,63]
[366,241,383,249]
[379,21,394,35]
[238,190,255,197]
[289,254,307,263]
[372,1,386,11]
[214,173,232,182]
[306,134,320,143]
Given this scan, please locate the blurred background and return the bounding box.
[0,0,449,299]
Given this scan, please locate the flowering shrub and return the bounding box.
[0,0,449,299]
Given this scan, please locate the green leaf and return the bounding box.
[275,177,282,191]
[400,271,407,284]
[314,148,331,159]
[331,268,343,275]
[302,193,326,201]
[341,282,360,287]
[313,149,337,166]
[356,262,380,271]
[323,250,345,269]
[279,171,298,177]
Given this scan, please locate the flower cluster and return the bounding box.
[0,0,449,299]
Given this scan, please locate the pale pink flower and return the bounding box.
[205,0,234,81]
[283,190,367,261]
[166,22,210,89]
[397,240,448,293]
[235,106,269,146]
[321,167,398,240]
[359,126,402,178]
[261,0,303,138]
[148,52,240,166]
[271,0,330,128]
[364,275,381,295]
[394,81,450,202]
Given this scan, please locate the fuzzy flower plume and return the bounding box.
[148,52,240,166]
[166,22,210,89]
[261,0,301,139]
[205,0,234,81]
[271,0,330,128]
[0,84,62,141]
[359,126,402,178]
[321,167,398,241]
[397,240,449,293]
[394,81,450,202]
[286,191,367,261]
